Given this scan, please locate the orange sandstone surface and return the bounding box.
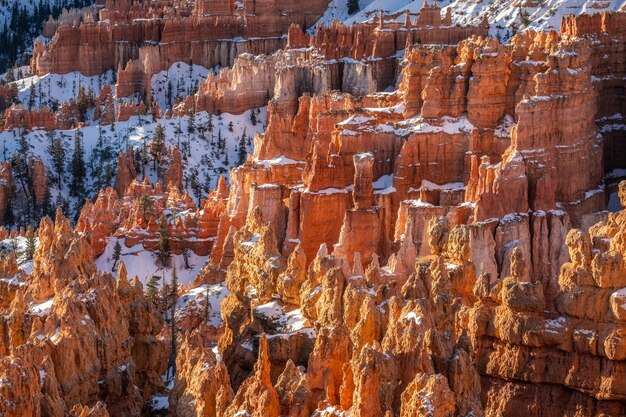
[0,7,625,417]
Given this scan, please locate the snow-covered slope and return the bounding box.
[317,0,626,41]
[151,62,214,111]
[95,238,208,286]
[14,70,116,110]
[0,107,266,224]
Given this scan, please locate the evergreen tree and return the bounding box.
[25,224,36,260]
[227,121,233,132]
[205,284,212,324]
[157,215,171,267]
[237,128,247,165]
[18,120,28,154]
[27,84,35,110]
[187,103,196,134]
[192,171,203,206]
[150,124,165,170]
[249,109,257,126]
[111,240,122,272]
[141,136,147,178]
[138,193,154,223]
[11,152,29,200]
[4,67,14,83]
[347,0,360,15]
[177,230,191,269]
[70,130,86,196]
[166,79,173,107]
[47,132,65,186]
[145,275,160,302]
[170,264,179,304]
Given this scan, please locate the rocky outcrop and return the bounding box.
[169,329,233,417]
[78,176,228,258]
[28,157,47,206]
[3,5,626,417]
[30,0,332,106]
[0,210,166,416]
[0,161,13,224]
[464,183,626,414]
[3,105,57,131]
[113,148,136,197]
[222,335,280,417]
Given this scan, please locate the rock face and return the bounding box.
[113,148,136,197]
[183,10,626,417]
[28,157,48,206]
[3,3,626,417]
[78,175,228,258]
[0,210,167,416]
[3,105,57,131]
[30,0,331,106]
[0,161,13,224]
[169,329,233,417]
[466,185,626,414]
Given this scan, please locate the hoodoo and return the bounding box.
[0,0,624,415]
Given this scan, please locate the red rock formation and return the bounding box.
[30,0,331,107]
[113,148,136,197]
[4,6,626,417]
[0,210,166,416]
[169,329,233,417]
[28,157,47,206]
[289,4,488,61]
[0,162,13,224]
[79,172,229,258]
[3,105,57,131]
[163,146,183,190]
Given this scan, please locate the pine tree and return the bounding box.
[4,67,14,83]
[187,103,196,134]
[348,0,360,15]
[70,130,86,196]
[237,128,247,165]
[138,193,154,223]
[150,124,165,170]
[205,284,212,324]
[145,275,160,302]
[27,84,35,110]
[170,264,179,304]
[111,240,122,272]
[11,152,29,200]
[18,120,28,154]
[249,109,257,126]
[25,224,36,260]
[169,264,179,378]
[177,230,191,269]
[166,79,173,107]
[47,133,65,187]
[228,121,233,132]
[157,215,171,267]
[141,136,147,178]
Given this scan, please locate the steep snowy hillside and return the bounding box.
[14,70,116,110]
[318,0,625,40]
[0,107,265,226]
[151,62,214,111]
